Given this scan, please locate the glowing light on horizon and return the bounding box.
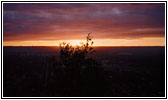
[65,40,86,46]
[3,37,165,47]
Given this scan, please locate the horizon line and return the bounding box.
[3,45,165,48]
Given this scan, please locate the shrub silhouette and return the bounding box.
[59,33,97,75]
[46,33,105,96]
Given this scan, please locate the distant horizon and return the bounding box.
[3,45,165,48]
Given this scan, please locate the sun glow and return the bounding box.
[65,40,86,46]
[3,37,165,47]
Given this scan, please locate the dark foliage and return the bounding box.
[45,33,105,96]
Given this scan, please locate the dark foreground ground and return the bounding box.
[3,46,165,97]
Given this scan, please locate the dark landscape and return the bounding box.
[3,46,165,97]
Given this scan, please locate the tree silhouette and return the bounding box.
[59,33,97,73]
[46,33,105,96]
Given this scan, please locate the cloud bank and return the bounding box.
[3,3,165,42]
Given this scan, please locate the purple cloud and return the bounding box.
[3,3,165,41]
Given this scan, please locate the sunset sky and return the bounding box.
[3,3,165,46]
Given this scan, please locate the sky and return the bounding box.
[3,3,165,46]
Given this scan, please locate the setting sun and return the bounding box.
[66,40,86,46]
